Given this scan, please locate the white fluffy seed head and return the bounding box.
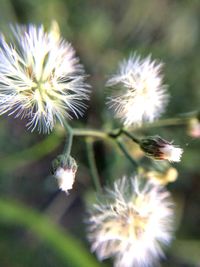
[87,176,174,267]
[0,23,90,133]
[106,54,169,126]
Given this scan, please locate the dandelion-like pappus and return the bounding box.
[0,22,89,133]
[106,54,168,126]
[87,176,174,267]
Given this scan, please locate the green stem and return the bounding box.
[121,129,140,144]
[4,109,196,173]
[73,128,109,139]
[63,121,74,157]
[63,120,72,131]
[86,138,102,193]
[71,110,198,140]
[116,139,138,171]
[133,111,199,130]
[108,128,123,138]
[139,117,189,129]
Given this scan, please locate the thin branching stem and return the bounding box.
[108,128,123,138]
[138,117,189,129]
[63,121,74,157]
[116,138,138,171]
[121,129,140,144]
[73,128,109,139]
[132,111,199,130]
[59,109,198,183]
[86,137,102,193]
[72,110,198,142]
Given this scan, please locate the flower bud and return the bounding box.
[140,136,183,162]
[52,155,77,194]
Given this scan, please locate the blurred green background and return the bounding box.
[0,0,200,266]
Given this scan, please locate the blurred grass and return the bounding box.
[0,129,64,173]
[0,198,101,267]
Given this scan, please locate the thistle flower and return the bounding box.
[0,22,89,133]
[140,136,183,162]
[87,176,174,267]
[106,54,168,126]
[52,155,77,194]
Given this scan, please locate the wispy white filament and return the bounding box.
[106,54,169,126]
[87,176,174,267]
[160,144,183,162]
[55,167,76,194]
[0,23,89,133]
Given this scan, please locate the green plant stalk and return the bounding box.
[73,128,109,139]
[0,199,101,267]
[63,121,74,157]
[116,139,138,170]
[86,138,102,193]
[2,109,197,173]
[138,117,189,129]
[121,129,140,144]
[132,110,199,130]
[73,110,197,139]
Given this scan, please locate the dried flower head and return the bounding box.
[106,54,168,126]
[0,22,89,133]
[140,136,183,162]
[87,176,174,267]
[52,155,77,194]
